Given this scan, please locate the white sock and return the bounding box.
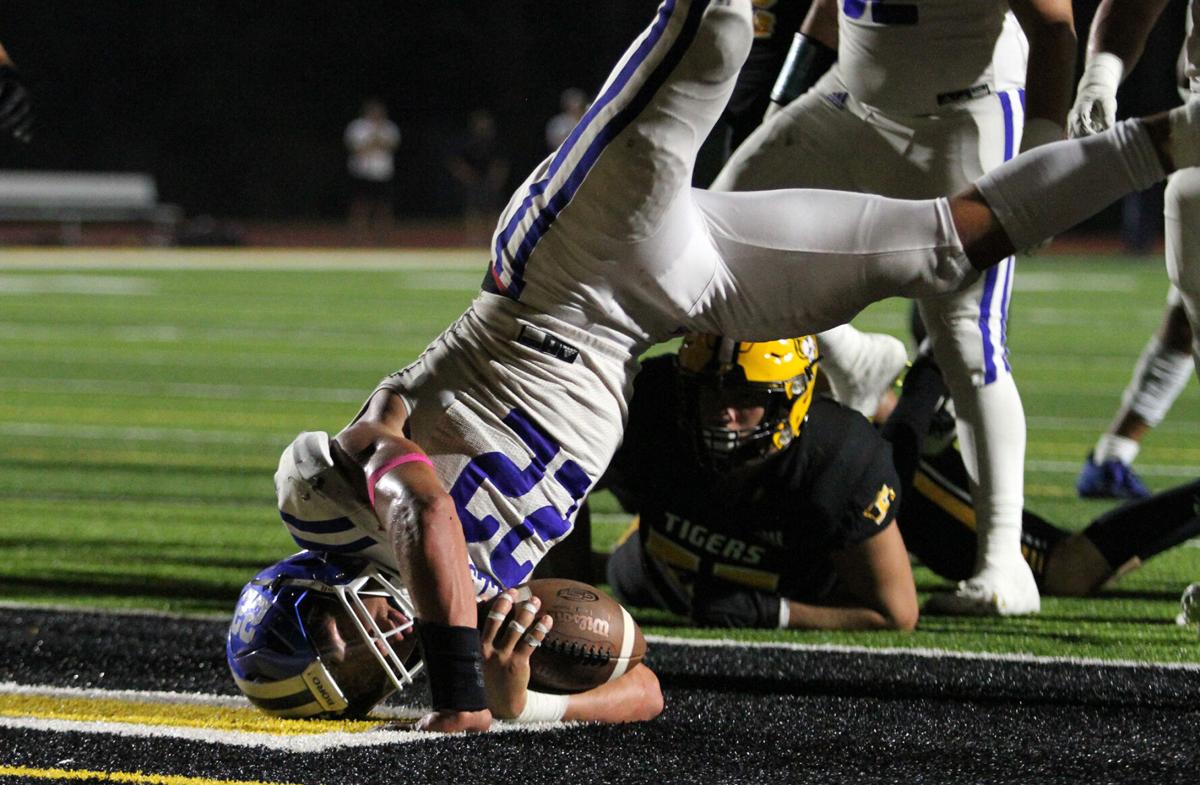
[1094,434,1140,466]
[1121,336,1192,426]
[976,119,1166,252]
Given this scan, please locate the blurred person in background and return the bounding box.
[545,88,588,154]
[0,41,33,143]
[345,98,400,243]
[448,109,509,247]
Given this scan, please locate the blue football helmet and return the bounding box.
[226,551,423,718]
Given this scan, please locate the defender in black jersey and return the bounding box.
[604,335,1200,628]
[604,334,919,631]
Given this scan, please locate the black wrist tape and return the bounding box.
[770,33,837,107]
[416,622,487,712]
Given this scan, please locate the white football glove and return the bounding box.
[1067,52,1125,138]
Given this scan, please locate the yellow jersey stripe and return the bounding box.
[912,470,976,531]
[645,529,701,571]
[711,564,780,592]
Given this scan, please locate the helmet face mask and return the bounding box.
[227,552,422,719]
[677,334,820,472]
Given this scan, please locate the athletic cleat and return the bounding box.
[1076,453,1151,500]
[924,560,1041,616]
[826,332,909,419]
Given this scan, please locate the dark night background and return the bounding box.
[0,0,1189,226]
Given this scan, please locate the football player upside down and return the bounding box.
[601,334,1200,629]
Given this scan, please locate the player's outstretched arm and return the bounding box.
[1009,0,1076,150]
[335,393,491,733]
[480,589,663,724]
[1067,0,1171,138]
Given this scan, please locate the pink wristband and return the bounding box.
[367,453,434,507]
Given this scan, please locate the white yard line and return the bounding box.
[0,249,483,271]
[643,634,1200,671]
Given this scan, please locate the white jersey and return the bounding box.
[839,0,1027,115]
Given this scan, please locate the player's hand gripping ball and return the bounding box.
[483,579,646,693]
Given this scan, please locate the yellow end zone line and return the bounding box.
[0,692,385,736]
[0,683,561,751]
[0,682,430,751]
[0,764,300,785]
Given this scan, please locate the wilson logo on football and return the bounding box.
[557,587,599,602]
[556,611,610,637]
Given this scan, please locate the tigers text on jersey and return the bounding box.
[603,356,899,602]
[838,0,1028,115]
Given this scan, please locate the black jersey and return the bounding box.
[603,355,899,604]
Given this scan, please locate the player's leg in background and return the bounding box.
[1078,290,1191,499]
[900,88,1036,616]
[1164,166,1200,379]
[1045,479,1200,596]
[711,68,910,417]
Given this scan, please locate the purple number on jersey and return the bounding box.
[449,407,591,587]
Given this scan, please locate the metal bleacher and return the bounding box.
[0,170,181,244]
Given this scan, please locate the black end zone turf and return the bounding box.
[2,607,1197,784]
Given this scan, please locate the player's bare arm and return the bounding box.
[828,523,919,631]
[767,0,838,117]
[780,523,918,631]
[1087,0,1172,69]
[799,0,839,49]
[1008,0,1076,146]
[334,394,492,733]
[1068,0,1172,137]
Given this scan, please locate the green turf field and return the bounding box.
[2,248,1199,662]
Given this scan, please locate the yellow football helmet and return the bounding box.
[676,333,820,469]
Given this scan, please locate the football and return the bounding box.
[492,578,646,694]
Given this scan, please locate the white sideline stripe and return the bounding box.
[645,634,1200,672]
[1014,272,1137,292]
[0,422,292,446]
[1025,459,1199,478]
[1026,416,1200,433]
[0,274,158,296]
[0,377,363,404]
[0,249,483,271]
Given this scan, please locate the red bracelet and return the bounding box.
[367,453,433,507]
